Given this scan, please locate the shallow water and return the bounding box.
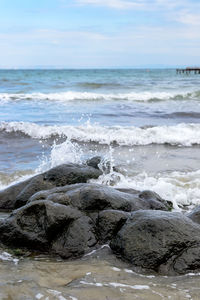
[0,247,200,300]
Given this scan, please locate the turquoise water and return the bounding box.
[0,69,200,209]
[1,69,200,126]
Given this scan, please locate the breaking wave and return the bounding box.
[92,169,200,209]
[0,89,200,103]
[1,121,200,146]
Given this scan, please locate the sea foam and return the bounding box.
[0,89,199,103]
[92,169,200,209]
[1,121,200,146]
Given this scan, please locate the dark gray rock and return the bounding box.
[116,188,139,195]
[117,188,172,211]
[28,183,172,213]
[0,200,97,258]
[15,175,55,209]
[43,164,102,186]
[110,210,200,275]
[0,178,32,210]
[187,206,200,225]
[52,215,96,258]
[0,163,102,210]
[138,190,173,211]
[98,210,129,242]
[86,156,102,170]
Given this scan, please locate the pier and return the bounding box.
[176,67,200,74]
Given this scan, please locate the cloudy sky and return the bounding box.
[0,0,200,68]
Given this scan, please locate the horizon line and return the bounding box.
[0,66,189,70]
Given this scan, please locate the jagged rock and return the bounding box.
[28,183,172,212]
[110,210,200,275]
[0,163,102,210]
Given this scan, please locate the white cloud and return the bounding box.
[75,0,145,9]
[75,0,200,23]
[176,11,200,26]
[75,0,192,10]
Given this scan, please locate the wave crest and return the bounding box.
[1,121,200,146]
[0,90,200,103]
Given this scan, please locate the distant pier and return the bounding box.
[176,67,200,74]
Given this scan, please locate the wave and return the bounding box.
[0,89,200,103]
[91,169,200,209]
[1,121,200,146]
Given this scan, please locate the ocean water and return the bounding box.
[1,69,200,299]
[1,69,200,208]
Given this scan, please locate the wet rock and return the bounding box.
[0,163,102,210]
[0,200,96,258]
[187,206,200,225]
[0,177,32,210]
[86,156,102,170]
[98,210,129,242]
[116,188,139,195]
[110,210,200,275]
[15,175,55,209]
[43,163,102,186]
[138,190,173,211]
[29,183,172,212]
[118,188,172,210]
[52,215,96,258]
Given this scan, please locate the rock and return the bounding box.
[187,206,200,225]
[116,188,139,195]
[110,210,200,275]
[0,200,96,258]
[0,178,32,210]
[0,163,102,210]
[43,164,102,186]
[29,183,172,212]
[86,156,102,170]
[138,190,173,211]
[52,215,96,258]
[98,210,129,242]
[15,175,55,209]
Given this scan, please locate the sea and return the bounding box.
[0,69,200,299]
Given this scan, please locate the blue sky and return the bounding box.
[0,0,200,68]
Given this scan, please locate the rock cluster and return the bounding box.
[0,159,200,275]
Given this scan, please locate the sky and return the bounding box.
[0,0,200,68]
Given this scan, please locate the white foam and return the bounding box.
[80,280,149,290]
[0,252,19,265]
[1,121,200,147]
[0,90,193,104]
[109,282,150,290]
[83,244,110,257]
[47,289,67,299]
[124,269,134,274]
[36,139,83,173]
[80,281,103,287]
[103,169,200,209]
[112,267,121,272]
[35,293,44,300]
[84,249,97,257]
